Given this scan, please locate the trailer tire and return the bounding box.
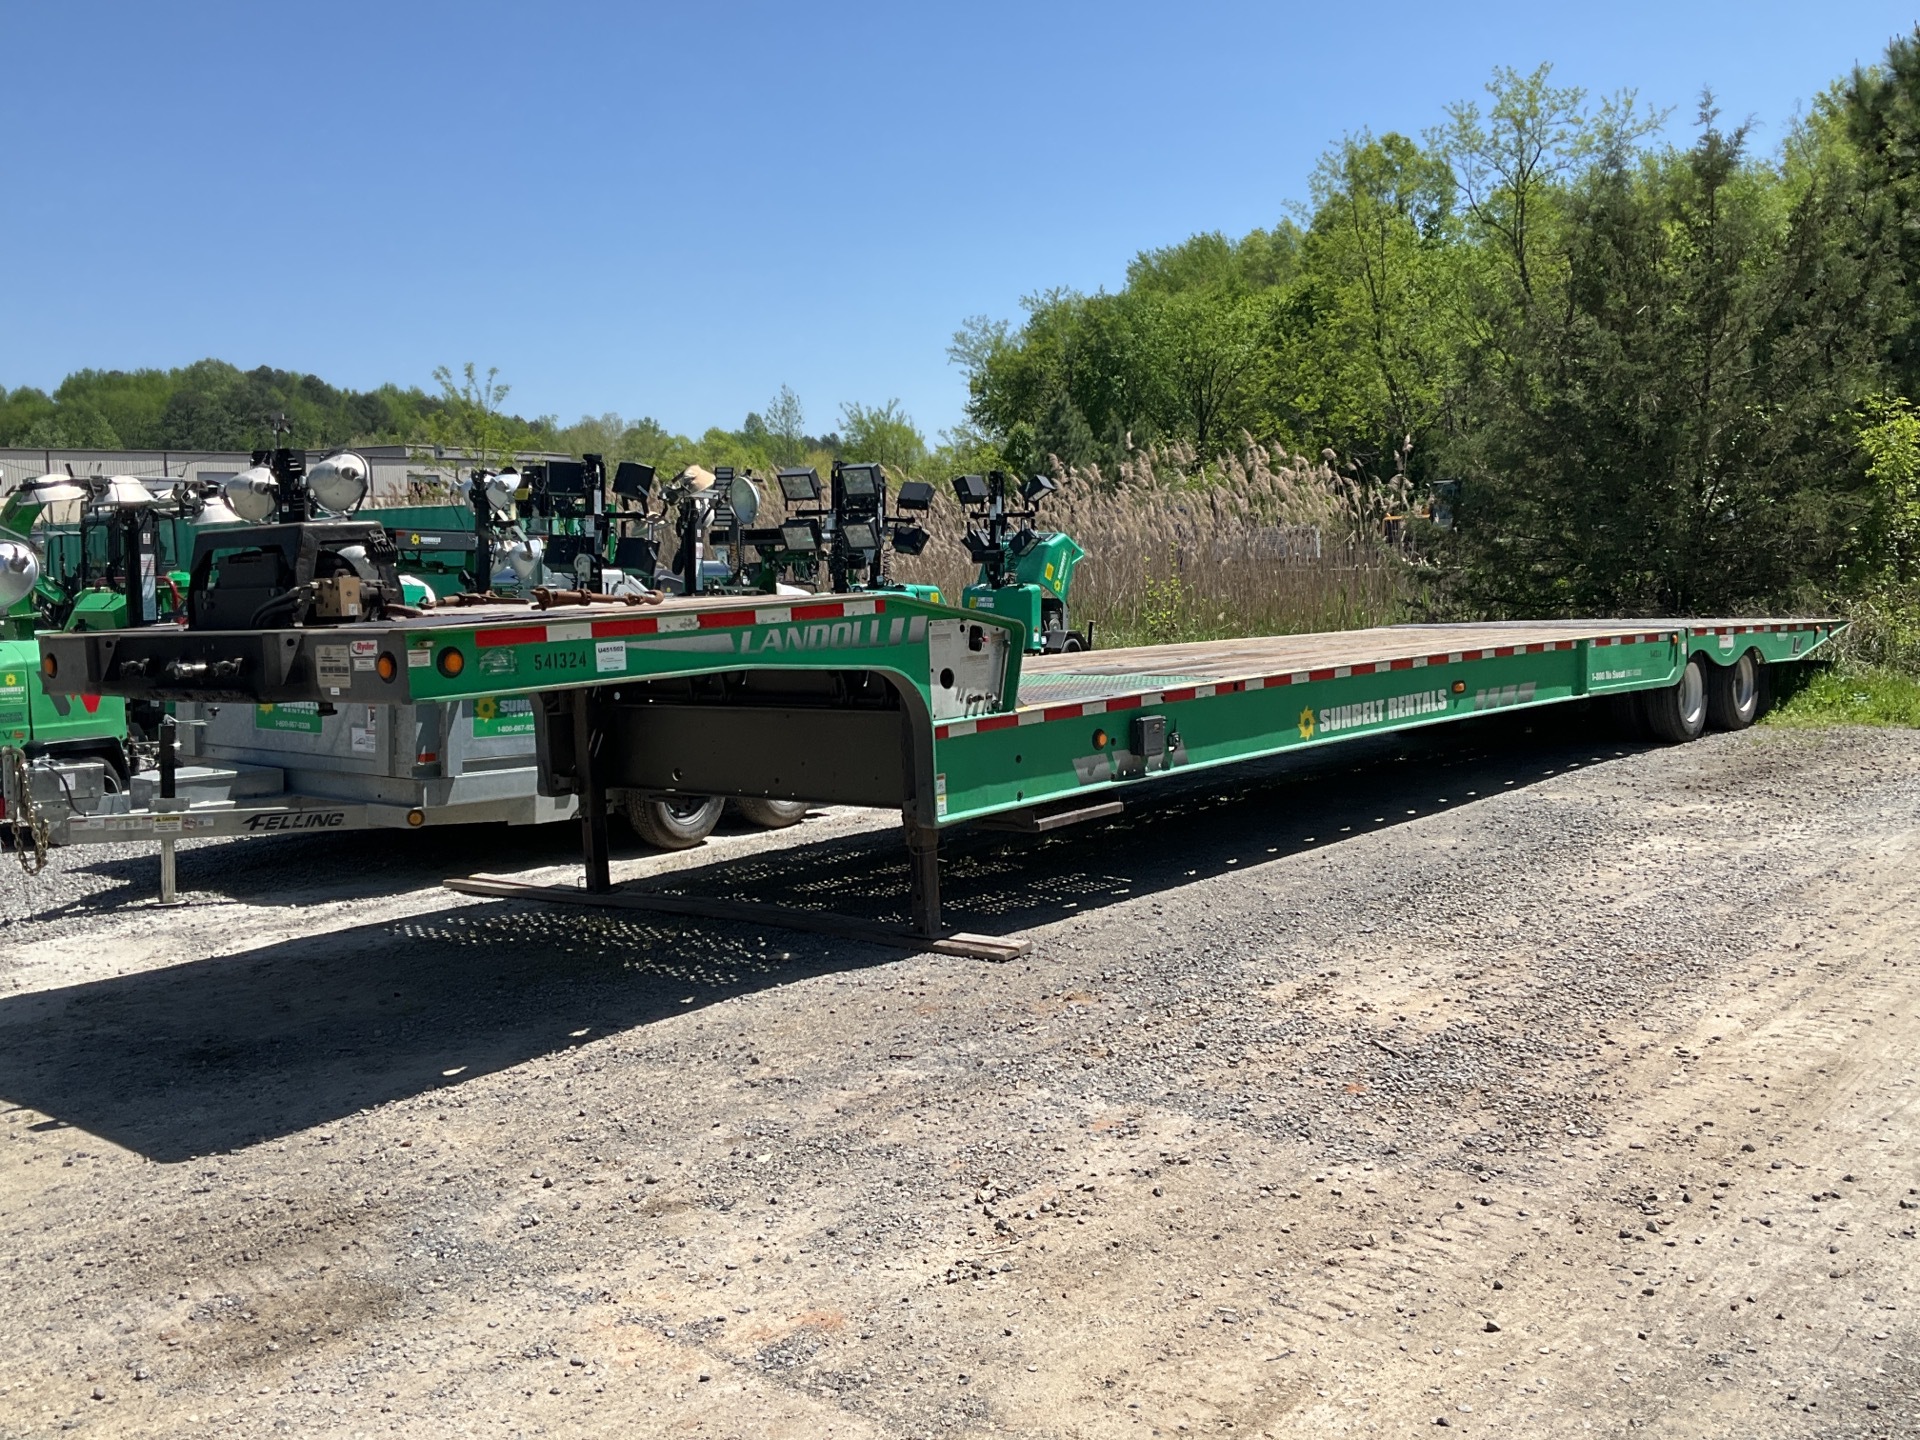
[623,793,724,849]
[1640,656,1709,743]
[731,797,809,829]
[1706,650,1762,730]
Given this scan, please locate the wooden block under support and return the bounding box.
[972,798,1125,834]
[444,876,1031,962]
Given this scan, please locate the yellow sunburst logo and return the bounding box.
[474,696,499,722]
[1297,706,1316,740]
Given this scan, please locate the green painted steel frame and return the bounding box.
[390,595,1027,719]
[39,597,1840,837]
[926,622,1839,826]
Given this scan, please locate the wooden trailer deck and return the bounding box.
[1014,619,1834,709]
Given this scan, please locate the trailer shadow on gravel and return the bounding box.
[11,818,644,922]
[0,709,1652,1163]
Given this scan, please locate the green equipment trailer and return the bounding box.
[0,475,161,830]
[40,586,1839,937]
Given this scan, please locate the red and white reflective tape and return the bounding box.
[473,598,885,649]
[1689,623,1807,637]
[1592,632,1674,647]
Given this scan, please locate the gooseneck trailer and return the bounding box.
[38,591,1839,936]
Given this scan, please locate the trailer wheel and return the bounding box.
[1640,656,1709,743]
[731,797,809,829]
[623,793,724,849]
[1706,651,1762,730]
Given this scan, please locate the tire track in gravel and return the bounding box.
[2,722,1917,1438]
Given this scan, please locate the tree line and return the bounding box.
[954,39,1920,621]
[0,358,957,506]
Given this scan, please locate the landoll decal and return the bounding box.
[728,615,925,656]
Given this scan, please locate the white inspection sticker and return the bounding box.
[595,640,626,674]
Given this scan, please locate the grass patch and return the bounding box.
[1764,664,1920,728]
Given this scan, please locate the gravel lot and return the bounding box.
[1,713,1916,1438]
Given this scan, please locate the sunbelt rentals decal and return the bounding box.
[1307,688,1451,738]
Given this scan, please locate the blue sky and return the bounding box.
[3,1,1909,441]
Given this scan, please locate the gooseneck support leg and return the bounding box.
[157,715,180,906]
[905,821,942,938]
[572,689,613,894]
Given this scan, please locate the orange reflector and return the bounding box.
[376,652,398,682]
[1451,680,1466,694]
[40,653,56,679]
[436,647,465,677]
[406,808,426,827]
[1092,728,1109,749]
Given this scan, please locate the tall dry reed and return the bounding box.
[886,440,1418,644]
[388,442,1421,641]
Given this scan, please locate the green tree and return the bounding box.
[1270,131,1460,477]
[764,385,808,464]
[1442,99,1875,615]
[1855,395,1920,579]
[1432,63,1663,308]
[424,363,535,467]
[838,398,926,475]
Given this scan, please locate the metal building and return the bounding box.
[0,444,572,508]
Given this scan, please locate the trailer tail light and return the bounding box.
[376,653,398,682]
[436,647,465,678]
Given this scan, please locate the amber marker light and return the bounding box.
[436,647,465,678]
[376,653,398,682]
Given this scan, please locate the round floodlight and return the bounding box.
[728,473,763,527]
[481,469,519,512]
[190,493,245,527]
[16,473,87,506]
[100,475,157,508]
[506,536,543,580]
[309,452,370,514]
[335,544,377,581]
[0,540,40,608]
[224,466,280,522]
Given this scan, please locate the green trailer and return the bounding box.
[39,588,1839,936]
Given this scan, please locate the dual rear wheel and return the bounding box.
[1636,650,1763,744]
[620,793,810,850]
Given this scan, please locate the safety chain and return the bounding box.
[3,747,51,874]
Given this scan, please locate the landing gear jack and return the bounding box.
[572,689,613,894]
[906,822,942,938]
